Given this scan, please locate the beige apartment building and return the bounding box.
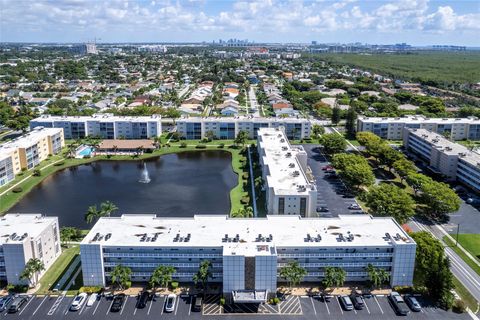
[0,127,65,186]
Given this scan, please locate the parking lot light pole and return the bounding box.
[455,223,460,247]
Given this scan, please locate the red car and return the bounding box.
[322,165,333,171]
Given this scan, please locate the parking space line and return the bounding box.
[324,300,330,315]
[147,297,154,315]
[336,297,344,315]
[161,296,165,315]
[48,295,65,316]
[363,297,370,314]
[18,297,34,315]
[188,296,192,315]
[310,297,317,315]
[92,298,101,315]
[33,296,48,316]
[374,295,384,314]
[120,296,128,315]
[106,298,114,315]
[78,299,88,315]
[174,297,180,315]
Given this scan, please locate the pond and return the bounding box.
[9,151,237,228]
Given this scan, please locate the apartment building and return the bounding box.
[0,214,61,285]
[177,116,311,140]
[257,128,317,217]
[403,128,480,192]
[357,115,480,140]
[0,127,64,186]
[80,214,415,300]
[30,114,162,140]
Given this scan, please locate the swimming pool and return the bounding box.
[77,146,94,157]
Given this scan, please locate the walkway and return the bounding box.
[247,146,258,217]
[53,255,81,292]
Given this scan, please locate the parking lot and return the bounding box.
[0,293,469,320]
[302,144,360,217]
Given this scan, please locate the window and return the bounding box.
[278,198,285,214]
[300,198,306,216]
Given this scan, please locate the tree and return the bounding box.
[340,162,375,189]
[20,258,45,287]
[332,153,366,171]
[322,266,346,288]
[311,124,325,138]
[60,227,81,245]
[364,184,416,224]
[345,107,357,139]
[231,207,253,218]
[279,261,307,288]
[192,260,212,292]
[411,232,454,308]
[234,130,249,147]
[366,264,390,288]
[393,159,416,183]
[406,172,432,195]
[319,133,347,155]
[85,205,100,224]
[149,265,176,291]
[110,264,132,290]
[378,145,404,170]
[419,181,461,219]
[356,132,384,158]
[331,107,341,125]
[205,130,215,142]
[100,201,118,217]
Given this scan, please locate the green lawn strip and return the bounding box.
[452,276,479,312]
[37,246,80,295]
[60,263,82,291]
[454,234,480,261]
[227,147,248,214]
[443,236,480,277]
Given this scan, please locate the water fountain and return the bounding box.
[139,163,151,183]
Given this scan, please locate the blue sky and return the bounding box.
[1,0,479,45]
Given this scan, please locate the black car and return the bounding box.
[192,295,203,312]
[388,292,409,316]
[8,297,28,313]
[316,206,329,212]
[110,294,126,312]
[350,295,364,310]
[137,291,149,309]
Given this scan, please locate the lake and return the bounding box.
[9,151,237,228]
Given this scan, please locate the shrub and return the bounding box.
[54,161,65,166]
[79,286,103,294]
[219,297,225,305]
[452,300,466,313]
[7,284,28,293]
[242,172,249,179]
[170,281,179,289]
[439,291,455,310]
[241,196,250,204]
[218,143,225,148]
[83,154,91,159]
[12,187,23,193]
[180,142,187,148]
[196,144,207,149]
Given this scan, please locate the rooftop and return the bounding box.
[0,214,58,245]
[0,127,63,157]
[177,116,310,123]
[81,214,414,249]
[359,115,480,124]
[258,127,315,195]
[31,113,161,123]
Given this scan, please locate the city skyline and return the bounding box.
[1,0,479,46]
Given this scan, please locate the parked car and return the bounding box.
[70,293,88,311]
[388,292,409,316]
[322,165,333,171]
[110,294,126,312]
[339,295,353,311]
[86,293,98,307]
[165,294,176,312]
[350,295,364,310]
[0,295,13,311]
[137,291,150,309]
[193,295,203,312]
[404,295,421,312]
[316,206,329,213]
[8,296,28,313]
[348,203,361,210]
[325,173,338,179]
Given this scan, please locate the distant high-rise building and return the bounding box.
[73,42,97,55]
[311,41,317,45]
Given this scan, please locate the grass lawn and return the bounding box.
[452,276,480,312]
[443,235,480,277]
[65,270,84,296]
[37,246,80,295]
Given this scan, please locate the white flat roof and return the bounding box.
[0,127,62,155]
[0,214,57,245]
[258,128,314,195]
[81,214,414,249]
[359,115,480,125]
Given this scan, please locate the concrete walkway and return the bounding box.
[53,255,81,292]
[247,146,258,217]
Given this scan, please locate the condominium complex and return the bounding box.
[0,214,61,285]
[357,115,480,141]
[81,214,415,300]
[176,116,312,140]
[30,114,162,140]
[0,127,64,186]
[257,128,317,217]
[403,128,480,192]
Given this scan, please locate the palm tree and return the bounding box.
[192,260,212,293]
[378,268,390,286]
[100,201,118,217]
[85,205,100,224]
[20,258,45,287]
[367,264,382,288]
[110,264,132,291]
[149,265,176,292]
[231,207,254,218]
[322,266,346,288]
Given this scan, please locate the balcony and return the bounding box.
[103,252,222,259]
[277,252,393,259]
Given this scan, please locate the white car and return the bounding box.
[70,293,88,311]
[86,293,98,307]
[165,294,176,312]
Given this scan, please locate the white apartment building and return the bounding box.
[0,127,64,186]
[177,116,311,140]
[257,128,317,217]
[357,115,480,141]
[403,128,480,192]
[0,214,61,285]
[30,114,162,140]
[80,214,415,300]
